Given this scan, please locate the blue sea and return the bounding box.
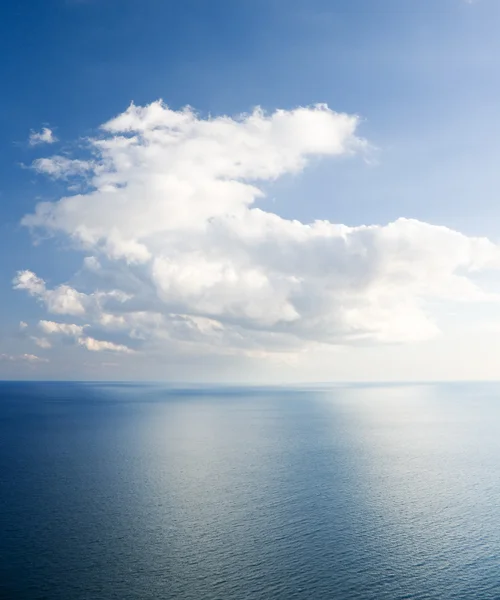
[0,382,499,599]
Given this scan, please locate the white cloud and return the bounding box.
[39,320,86,337]
[23,101,363,262]
[15,101,500,367]
[38,319,134,354]
[77,337,134,354]
[0,353,48,363]
[19,321,28,330]
[32,156,92,179]
[14,271,46,296]
[14,271,87,315]
[29,127,57,146]
[13,272,130,320]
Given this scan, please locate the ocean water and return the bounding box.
[0,382,499,600]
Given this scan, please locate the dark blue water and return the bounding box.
[0,382,499,599]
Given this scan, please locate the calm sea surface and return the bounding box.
[0,382,499,599]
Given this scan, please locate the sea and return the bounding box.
[0,381,499,599]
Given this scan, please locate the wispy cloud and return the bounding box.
[0,353,48,363]
[31,336,52,349]
[77,337,134,354]
[31,156,92,179]
[38,320,134,354]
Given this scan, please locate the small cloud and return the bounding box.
[31,156,93,180]
[38,320,86,337]
[0,353,49,363]
[78,336,135,354]
[29,127,57,146]
[13,270,46,296]
[19,321,28,330]
[83,256,101,272]
[31,336,52,349]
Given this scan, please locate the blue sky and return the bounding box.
[2,0,500,381]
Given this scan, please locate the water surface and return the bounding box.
[0,382,499,599]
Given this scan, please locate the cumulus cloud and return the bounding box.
[14,271,87,315]
[29,127,57,146]
[15,100,500,363]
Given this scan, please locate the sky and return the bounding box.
[2,0,500,382]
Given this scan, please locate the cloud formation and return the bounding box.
[15,101,500,362]
[29,127,57,146]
